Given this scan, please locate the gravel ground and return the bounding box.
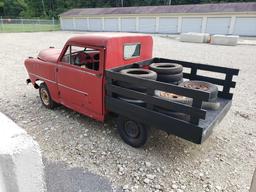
[0,31,256,192]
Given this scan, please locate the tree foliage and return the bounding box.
[0,0,254,18]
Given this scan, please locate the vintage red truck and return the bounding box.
[24,33,239,147]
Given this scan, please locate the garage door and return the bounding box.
[139,17,156,33]
[121,18,136,32]
[234,17,256,36]
[104,18,119,32]
[88,18,102,31]
[61,19,74,30]
[181,17,202,33]
[158,17,178,34]
[74,18,87,31]
[206,17,231,34]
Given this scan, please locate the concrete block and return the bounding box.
[210,35,239,46]
[250,169,256,192]
[180,32,210,43]
[0,113,45,192]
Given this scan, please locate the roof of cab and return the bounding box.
[66,32,151,47]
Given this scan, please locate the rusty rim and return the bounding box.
[40,88,50,105]
[183,82,209,91]
[157,91,186,100]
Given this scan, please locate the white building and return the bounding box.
[59,2,256,36]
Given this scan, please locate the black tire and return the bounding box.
[202,101,220,110]
[39,83,57,109]
[118,97,145,107]
[117,116,148,148]
[149,63,183,74]
[120,68,157,80]
[179,81,218,101]
[157,73,183,83]
[116,81,146,93]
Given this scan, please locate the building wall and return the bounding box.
[60,13,256,36]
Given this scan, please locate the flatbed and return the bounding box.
[106,57,239,144]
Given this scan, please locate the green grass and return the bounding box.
[0,24,60,32]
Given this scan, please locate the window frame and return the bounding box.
[123,43,141,60]
[58,44,104,75]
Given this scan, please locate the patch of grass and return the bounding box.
[0,24,60,32]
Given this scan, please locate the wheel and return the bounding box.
[119,68,157,104]
[149,63,183,74]
[179,81,218,101]
[157,73,183,83]
[154,90,192,105]
[117,116,148,148]
[120,68,157,80]
[39,83,57,109]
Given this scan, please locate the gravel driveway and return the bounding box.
[0,32,255,192]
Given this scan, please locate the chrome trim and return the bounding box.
[29,73,57,84]
[58,83,88,96]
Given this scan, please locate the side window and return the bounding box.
[124,43,141,59]
[61,45,100,71]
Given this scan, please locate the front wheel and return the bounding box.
[117,116,149,148]
[39,83,57,109]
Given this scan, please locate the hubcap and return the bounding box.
[124,120,140,138]
[40,88,50,105]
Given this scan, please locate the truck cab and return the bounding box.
[25,33,153,121]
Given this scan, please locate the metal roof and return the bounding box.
[66,33,151,47]
[60,2,256,17]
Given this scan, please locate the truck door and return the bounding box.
[57,45,104,121]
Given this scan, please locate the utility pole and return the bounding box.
[168,0,172,5]
[121,0,124,7]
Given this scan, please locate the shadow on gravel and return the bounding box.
[44,158,117,192]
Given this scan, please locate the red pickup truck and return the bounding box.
[25,33,239,147]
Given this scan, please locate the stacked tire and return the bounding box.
[149,63,183,84]
[118,68,157,106]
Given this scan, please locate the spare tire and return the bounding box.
[149,63,183,74]
[116,81,146,93]
[179,81,218,101]
[157,73,183,83]
[120,68,157,80]
[154,90,192,105]
[118,96,145,107]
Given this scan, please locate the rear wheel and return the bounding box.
[39,83,57,109]
[117,116,149,148]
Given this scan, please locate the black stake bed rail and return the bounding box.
[106,58,239,144]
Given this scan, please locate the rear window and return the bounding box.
[124,43,141,59]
